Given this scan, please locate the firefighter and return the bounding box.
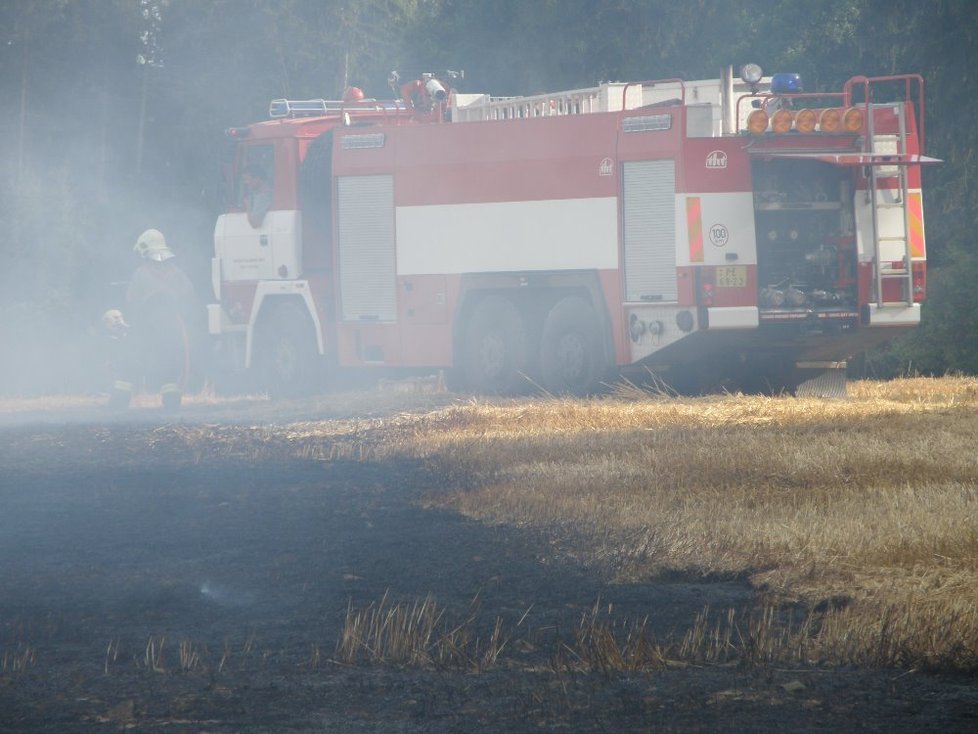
[123,228,198,410]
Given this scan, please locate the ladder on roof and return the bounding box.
[451,83,644,122]
[269,98,404,118]
[868,102,914,307]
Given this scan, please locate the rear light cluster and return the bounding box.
[699,269,716,307]
[746,106,864,135]
[912,262,926,302]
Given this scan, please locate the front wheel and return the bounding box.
[539,296,605,395]
[254,302,321,399]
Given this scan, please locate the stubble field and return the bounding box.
[0,377,977,731]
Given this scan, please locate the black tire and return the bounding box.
[461,295,528,394]
[254,302,321,399]
[539,296,604,395]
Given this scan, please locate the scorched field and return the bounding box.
[1,378,977,732]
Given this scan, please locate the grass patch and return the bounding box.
[5,376,976,672]
[335,591,506,670]
[402,377,978,672]
[0,644,36,678]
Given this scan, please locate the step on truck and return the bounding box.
[208,65,938,397]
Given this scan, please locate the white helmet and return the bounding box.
[134,228,174,262]
[101,309,129,335]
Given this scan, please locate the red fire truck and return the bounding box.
[208,65,937,397]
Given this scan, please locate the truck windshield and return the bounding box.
[236,144,275,228]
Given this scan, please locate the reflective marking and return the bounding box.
[908,191,925,258]
[687,197,703,263]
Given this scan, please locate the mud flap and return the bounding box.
[794,361,848,398]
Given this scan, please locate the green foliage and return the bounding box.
[873,245,978,376]
[1,0,977,392]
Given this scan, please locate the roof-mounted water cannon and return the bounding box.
[389,69,463,118]
[425,75,448,102]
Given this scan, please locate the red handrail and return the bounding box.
[621,78,686,112]
[843,74,926,153]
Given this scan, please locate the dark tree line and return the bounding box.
[0,0,975,392]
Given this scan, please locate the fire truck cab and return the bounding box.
[208,66,937,396]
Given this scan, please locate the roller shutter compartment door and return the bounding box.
[337,175,397,322]
[622,160,677,302]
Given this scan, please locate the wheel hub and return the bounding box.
[478,333,506,379]
[555,333,586,381]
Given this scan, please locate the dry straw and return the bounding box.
[5,376,976,671]
[408,377,978,671]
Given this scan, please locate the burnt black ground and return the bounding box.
[1,402,977,732]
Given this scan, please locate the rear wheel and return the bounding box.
[254,302,321,398]
[461,295,527,394]
[540,296,604,395]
